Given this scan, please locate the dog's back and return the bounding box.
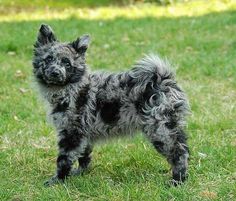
[79,55,189,142]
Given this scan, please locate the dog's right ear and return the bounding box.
[34,24,57,48]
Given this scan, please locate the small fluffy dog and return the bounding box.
[33,24,190,186]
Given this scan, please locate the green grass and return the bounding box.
[0,0,236,200]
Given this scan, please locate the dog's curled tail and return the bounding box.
[130,54,175,88]
[129,54,190,119]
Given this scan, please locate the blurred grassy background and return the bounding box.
[0,0,235,200]
[0,0,201,8]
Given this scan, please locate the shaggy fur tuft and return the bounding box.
[33,24,190,187]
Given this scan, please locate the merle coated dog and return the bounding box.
[33,24,190,186]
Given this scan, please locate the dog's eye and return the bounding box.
[61,57,71,68]
[45,56,53,64]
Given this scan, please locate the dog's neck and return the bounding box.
[37,76,89,106]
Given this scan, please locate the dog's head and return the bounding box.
[33,24,90,86]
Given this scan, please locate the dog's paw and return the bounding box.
[44,175,62,187]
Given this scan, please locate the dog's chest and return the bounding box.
[48,94,77,131]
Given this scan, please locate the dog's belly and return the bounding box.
[89,101,142,140]
[90,121,139,141]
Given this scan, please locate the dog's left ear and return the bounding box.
[71,34,90,54]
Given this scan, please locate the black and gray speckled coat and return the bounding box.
[33,24,190,186]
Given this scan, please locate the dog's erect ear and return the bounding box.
[71,35,90,54]
[35,24,57,48]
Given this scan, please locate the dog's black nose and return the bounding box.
[51,70,60,78]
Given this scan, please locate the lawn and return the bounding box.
[0,0,236,200]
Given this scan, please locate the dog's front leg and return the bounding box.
[44,152,74,186]
[44,129,86,187]
[70,145,93,176]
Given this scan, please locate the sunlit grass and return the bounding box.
[0,0,236,22]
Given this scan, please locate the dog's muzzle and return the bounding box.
[45,66,66,83]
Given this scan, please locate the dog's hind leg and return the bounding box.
[143,123,189,185]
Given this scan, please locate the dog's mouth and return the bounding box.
[36,72,67,86]
[45,79,65,85]
[46,75,65,83]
